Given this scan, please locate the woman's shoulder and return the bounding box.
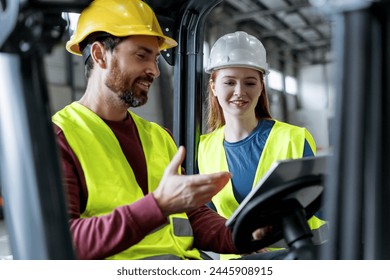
[272,119,307,131]
[200,126,224,139]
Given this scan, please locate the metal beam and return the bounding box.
[232,2,311,22]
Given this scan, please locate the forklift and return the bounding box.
[0,0,389,260]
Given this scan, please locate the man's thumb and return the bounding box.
[165,146,185,175]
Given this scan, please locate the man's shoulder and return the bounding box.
[52,123,63,136]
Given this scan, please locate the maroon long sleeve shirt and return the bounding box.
[54,112,238,259]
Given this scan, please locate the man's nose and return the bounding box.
[147,61,160,78]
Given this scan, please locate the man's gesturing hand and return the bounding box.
[153,146,231,216]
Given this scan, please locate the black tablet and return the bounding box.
[225,155,330,229]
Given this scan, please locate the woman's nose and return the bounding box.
[233,83,243,96]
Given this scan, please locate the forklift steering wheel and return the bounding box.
[231,174,324,256]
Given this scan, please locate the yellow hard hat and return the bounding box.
[66,0,177,56]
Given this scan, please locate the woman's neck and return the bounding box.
[224,116,259,142]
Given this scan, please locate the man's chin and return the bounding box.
[121,91,148,107]
[127,97,147,108]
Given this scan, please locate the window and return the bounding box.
[62,12,80,34]
[285,75,297,95]
[267,69,283,91]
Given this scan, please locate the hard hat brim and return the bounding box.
[66,32,177,56]
[205,64,269,75]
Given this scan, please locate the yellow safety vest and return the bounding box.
[198,120,327,258]
[53,102,202,260]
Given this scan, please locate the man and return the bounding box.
[53,0,281,260]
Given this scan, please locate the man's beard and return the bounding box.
[120,90,146,107]
[105,57,151,107]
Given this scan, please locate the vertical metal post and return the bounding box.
[0,52,75,259]
[0,0,74,259]
[173,0,222,174]
[315,0,390,259]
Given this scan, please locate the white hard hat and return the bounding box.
[205,31,269,75]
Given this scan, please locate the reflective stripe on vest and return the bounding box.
[141,255,183,260]
[141,251,214,260]
[53,102,202,260]
[198,120,327,255]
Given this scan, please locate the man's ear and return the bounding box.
[90,41,107,68]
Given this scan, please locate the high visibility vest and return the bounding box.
[198,120,327,258]
[53,102,202,260]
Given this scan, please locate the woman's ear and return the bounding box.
[90,41,106,68]
[210,79,217,96]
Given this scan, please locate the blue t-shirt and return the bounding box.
[223,119,314,203]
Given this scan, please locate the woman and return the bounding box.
[198,31,327,259]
